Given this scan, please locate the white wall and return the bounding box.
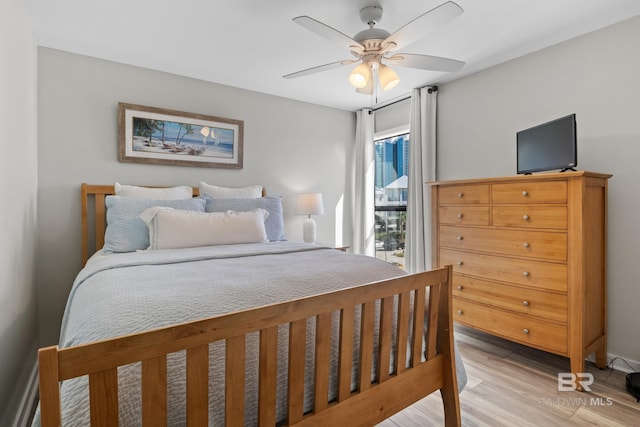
[0,0,39,423]
[438,16,640,366]
[36,48,356,345]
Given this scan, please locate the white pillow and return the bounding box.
[199,181,262,199]
[140,207,269,250]
[115,183,193,199]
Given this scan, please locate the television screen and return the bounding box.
[517,114,577,174]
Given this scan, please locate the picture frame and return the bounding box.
[118,102,244,169]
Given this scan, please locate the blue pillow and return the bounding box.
[205,197,286,241]
[104,196,206,252]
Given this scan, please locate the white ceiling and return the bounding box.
[28,0,640,111]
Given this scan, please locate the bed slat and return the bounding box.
[395,291,410,375]
[358,301,375,392]
[377,296,394,381]
[226,335,246,427]
[81,184,89,266]
[258,327,278,425]
[89,368,118,426]
[314,312,332,411]
[288,319,306,424]
[186,345,208,427]
[410,287,426,368]
[95,193,106,253]
[337,306,355,401]
[426,283,442,360]
[81,183,117,265]
[142,356,167,426]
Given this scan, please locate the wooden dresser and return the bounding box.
[429,171,611,385]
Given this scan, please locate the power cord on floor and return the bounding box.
[586,356,637,385]
[587,355,636,373]
[605,356,637,373]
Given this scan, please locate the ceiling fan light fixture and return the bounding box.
[356,73,375,95]
[378,63,400,91]
[348,62,371,88]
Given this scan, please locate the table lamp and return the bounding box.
[296,193,324,243]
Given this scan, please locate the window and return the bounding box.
[374,132,409,268]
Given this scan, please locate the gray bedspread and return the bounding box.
[33,242,466,426]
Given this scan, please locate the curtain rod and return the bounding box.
[368,85,438,113]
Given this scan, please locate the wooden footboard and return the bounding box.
[38,266,460,426]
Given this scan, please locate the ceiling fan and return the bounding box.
[283,1,465,95]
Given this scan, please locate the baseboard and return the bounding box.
[10,359,38,427]
[587,352,640,374]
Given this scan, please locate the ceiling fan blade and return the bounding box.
[383,1,463,52]
[293,16,364,53]
[386,53,465,72]
[283,59,357,79]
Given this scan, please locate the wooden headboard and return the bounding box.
[80,183,266,265]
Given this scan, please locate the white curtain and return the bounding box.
[405,87,438,273]
[351,109,375,256]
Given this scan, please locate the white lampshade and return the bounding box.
[296,193,324,244]
[296,193,324,217]
[348,63,371,89]
[378,64,400,91]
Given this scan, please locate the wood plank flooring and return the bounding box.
[378,325,639,426]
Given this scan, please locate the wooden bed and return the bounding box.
[37,184,461,426]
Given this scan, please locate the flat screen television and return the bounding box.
[516,114,577,174]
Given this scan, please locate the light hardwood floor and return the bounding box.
[379,325,639,426]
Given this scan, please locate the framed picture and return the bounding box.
[118,103,244,169]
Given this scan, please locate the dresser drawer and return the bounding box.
[439,206,490,226]
[440,225,567,261]
[438,184,489,204]
[439,248,567,292]
[453,299,567,354]
[492,181,567,204]
[493,205,567,229]
[452,275,567,322]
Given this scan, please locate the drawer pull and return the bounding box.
[457,310,463,315]
[523,328,530,335]
[523,214,530,221]
[523,271,530,277]
[523,242,530,248]
[457,235,464,241]
[522,190,529,197]
[522,300,530,307]
[457,192,464,198]
[456,285,463,290]
[457,213,464,219]
[457,261,464,266]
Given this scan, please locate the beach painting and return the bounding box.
[118,103,244,168]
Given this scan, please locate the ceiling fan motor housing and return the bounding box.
[359,5,383,26]
[354,5,393,58]
[355,5,390,44]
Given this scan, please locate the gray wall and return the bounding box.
[0,0,39,423]
[438,15,640,366]
[36,48,356,345]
